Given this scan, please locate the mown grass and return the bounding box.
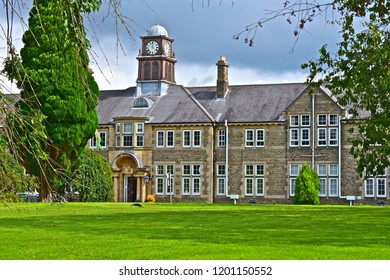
[0,202,389,260]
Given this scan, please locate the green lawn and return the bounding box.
[0,202,389,260]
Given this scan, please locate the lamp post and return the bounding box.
[144,174,152,200]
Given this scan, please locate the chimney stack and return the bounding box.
[216,56,229,99]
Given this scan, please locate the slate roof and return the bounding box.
[97,84,215,125]
[98,83,311,125]
[188,83,309,123]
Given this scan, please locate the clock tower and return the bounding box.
[136,24,176,96]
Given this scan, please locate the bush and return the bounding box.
[145,195,155,202]
[72,149,114,202]
[293,163,320,205]
[0,192,23,202]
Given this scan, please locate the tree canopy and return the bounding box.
[6,0,100,200]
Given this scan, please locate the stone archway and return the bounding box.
[112,153,149,202]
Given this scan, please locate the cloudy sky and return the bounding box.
[1,0,342,91]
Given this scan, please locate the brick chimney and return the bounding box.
[216,56,229,99]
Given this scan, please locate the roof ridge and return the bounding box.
[180,85,216,122]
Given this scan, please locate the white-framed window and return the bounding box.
[116,123,121,134]
[317,163,339,197]
[123,135,133,147]
[365,179,375,197]
[182,164,201,195]
[193,178,201,195]
[217,178,226,195]
[217,164,226,195]
[193,130,201,147]
[245,178,254,195]
[183,164,191,176]
[123,122,133,134]
[329,178,339,196]
[290,115,299,126]
[318,114,327,126]
[182,178,191,195]
[157,131,165,147]
[301,128,310,146]
[290,164,300,176]
[183,130,201,147]
[318,128,327,146]
[136,123,144,133]
[115,123,121,147]
[218,130,225,147]
[246,129,254,147]
[166,130,174,147]
[193,164,201,175]
[256,129,265,147]
[90,131,106,149]
[217,164,226,176]
[156,177,165,195]
[301,115,310,126]
[329,128,338,146]
[155,164,174,195]
[289,164,302,196]
[329,114,338,126]
[377,178,387,197]
[290,129,299,147]
[290,178,296,196]
[115,135,121,147]
[319,178,327,196]
[329,164,338,176]
[136,135,144,147]
[245,164,265,196]
[183,130,191,147]
[364,170,387,198]
[318,164,327,176]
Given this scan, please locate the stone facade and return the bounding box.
[90,25,388,205]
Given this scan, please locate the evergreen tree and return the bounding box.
[12,0,100,200]
[293,163,320,205]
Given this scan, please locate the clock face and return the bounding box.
[163,42,170,56]
[146,41,159,55]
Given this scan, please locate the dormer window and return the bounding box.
[133,97,150,108]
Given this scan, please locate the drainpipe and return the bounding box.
[225,119,229,197]
[339,116,346,199]
[311,94,315,169]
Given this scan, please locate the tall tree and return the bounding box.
[10,0,100,200]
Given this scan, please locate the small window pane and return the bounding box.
[318,164,327,176]
[329,164,338,176]
[290,115,299,126]
[123,123,133,134]
[329,114,338,126]
[301,115,310,126]
[246,165,254,176]
[290,164,300,176]
[318,114,327,126]
[183,165,191,175]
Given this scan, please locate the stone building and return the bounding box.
[91,24,388,204]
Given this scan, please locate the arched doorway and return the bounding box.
[112,153,150,202]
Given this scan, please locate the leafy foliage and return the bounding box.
[301,0,390,177]
[72,149,114,202]
[0,135,39,197]
[6,0,100,200]
[293,163,320,205]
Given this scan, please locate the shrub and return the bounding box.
[145,195,155,202]
[293,163,320,205]
[72,149,114,202]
